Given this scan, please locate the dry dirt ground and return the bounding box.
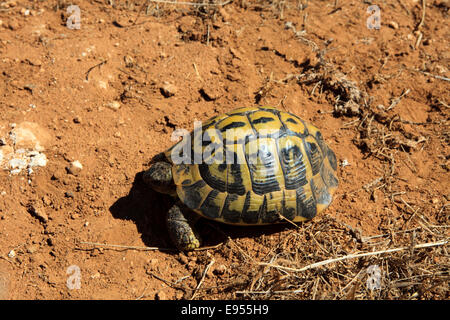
[0,0,448,300]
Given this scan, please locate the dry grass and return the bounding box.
[189,216,449,300]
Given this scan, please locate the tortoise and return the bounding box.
[143,106,338,250]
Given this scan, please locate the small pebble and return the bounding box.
[124,55,134,67]
[65,191,74,198]
[20,8,30,16]
[8,250,15,258]
[106,101,121,111]
[47,237,54,246]
[388,21,399,29]
[70,213,80,219]
[199,87,219,101]
[160,83,177,98]
[42,195,51,206]
[8,20,19,30]
[341,159,350,167]
[67,160,83,175]
[178,254,188,265]
[213,264,227,275]
[27,202,48,223]
[98,81,107,89]
[26,244,38,254]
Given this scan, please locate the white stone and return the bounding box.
[9,158,27,169]
[28,153,47,167]
[106,101,121,111]
[71,160,83,170]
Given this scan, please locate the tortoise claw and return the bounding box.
[166,204,201,251]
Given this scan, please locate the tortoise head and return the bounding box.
[143,161,177,196]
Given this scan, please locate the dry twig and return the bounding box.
[259,240,448,273]
[191,259,215,300]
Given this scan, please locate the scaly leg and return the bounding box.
[166,204,201,251]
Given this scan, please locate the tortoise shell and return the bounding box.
[164,106,338,225]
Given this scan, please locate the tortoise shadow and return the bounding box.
[109,171,173,249]
[109,171,293,251]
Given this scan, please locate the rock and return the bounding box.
[42,195,51,206]
[9,158,27,171]
[20,8,30,16]
[10,122,51,151]
[26,244,39,254]
[47,237,54,246]
[124,55,134,67]
[388,21,399,30]
[160,82,177,98]
[106,101,121,111]
[28,152,47,168]
[0,128,48,174]
[70,213,80,219]
[178,254,188,265]
[98,81,108,89]
[212,264,227,276]
[66,160,83,175]
[27,201,48,223]
[65,191,74,199]
[8,20,20,31]
[51,169,65,181]
[148,258,159,266]
[199,87,220,101]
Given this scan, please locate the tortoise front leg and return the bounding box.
[166,203,201,251]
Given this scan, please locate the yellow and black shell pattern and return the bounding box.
[165,106,338,225]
